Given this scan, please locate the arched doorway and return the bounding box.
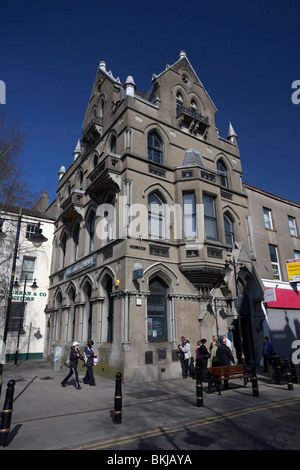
[147,277,168,342]
[231,267,264,365]
[106,277,114,343]
[82,280,92,340]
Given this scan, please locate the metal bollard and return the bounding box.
[196,366,203,407]
[113,372,122,424]
[0,364,3,399]
[250,363,259,397]
[0,379,16,448]
[284,358,293,391]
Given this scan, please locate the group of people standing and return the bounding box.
[179,335,235,381]
[61,340,98,390]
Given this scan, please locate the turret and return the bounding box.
[227,122,238,145]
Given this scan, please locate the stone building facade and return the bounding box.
[45,52,266,382]
[245,184,300,372]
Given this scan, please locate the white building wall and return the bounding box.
[0,211,54,361]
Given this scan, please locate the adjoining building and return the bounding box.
[0,192,54,362]
[45,52,267,382]
[245,184,300,375]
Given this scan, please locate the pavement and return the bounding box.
[0,359,299,451]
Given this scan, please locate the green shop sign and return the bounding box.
[0,289,47,302]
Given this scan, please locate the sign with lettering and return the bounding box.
[286,259,300,282]
[66,255,96,278]
[0,289,47,301]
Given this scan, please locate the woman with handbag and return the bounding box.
[61,342,84,390]
[83,340,98,386]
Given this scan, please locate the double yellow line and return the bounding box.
[73,397,300,450]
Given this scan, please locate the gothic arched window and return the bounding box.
[148,131,163,164]
[147,278,167,342]
[148,193,166,239]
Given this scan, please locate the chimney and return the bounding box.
[125,76,136,97]
[32,191,50,212]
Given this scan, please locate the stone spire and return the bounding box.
[58,166,66,181]
[73,139,81,161]
[227,122,238,144]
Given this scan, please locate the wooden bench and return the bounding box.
[207,364,259,396]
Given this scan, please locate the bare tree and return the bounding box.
[0,110,39,207]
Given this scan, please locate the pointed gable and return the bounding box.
[153,51,217,113]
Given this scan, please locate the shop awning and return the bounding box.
[265,287,300,309]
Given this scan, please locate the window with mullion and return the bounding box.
[217,160,228,188]
[263,207,273,230]
[288,216,297,236]
[148,193,165,239]
[224,213,235,249]
[148,132,163,164]
[203,195,218,241]
[269,244,281,280]
[183,192,197,239]
[87,212,96,252]
[20,256,35,281]
[73,223,80,261]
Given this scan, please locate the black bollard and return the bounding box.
[284,358,294,391]
[250,363,259,397]
[0,379,16,448]
[0,364,3,399]
[196,366,203,407]
[113,372,122,424]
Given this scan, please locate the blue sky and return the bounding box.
[1,0,299,204]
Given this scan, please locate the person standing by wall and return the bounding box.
[83,340,98,386]
[209,341,219,367]
[262,336,275,383]
[198,338,210,382]
[217,337,235,366]
[179,336,191,378]
[216,337,235,388]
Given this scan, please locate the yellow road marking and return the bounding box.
[73,397,300,450]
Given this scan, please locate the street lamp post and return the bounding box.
[224,258,245,364]
[2,209,22,350]
[13,275,27,367]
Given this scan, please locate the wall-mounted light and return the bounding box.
[28,223,48,248]
[31,279,38,289]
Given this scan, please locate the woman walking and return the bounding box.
[83,340,98,386]
[61,342,84,390]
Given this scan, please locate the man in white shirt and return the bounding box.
[179,336,192,378]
